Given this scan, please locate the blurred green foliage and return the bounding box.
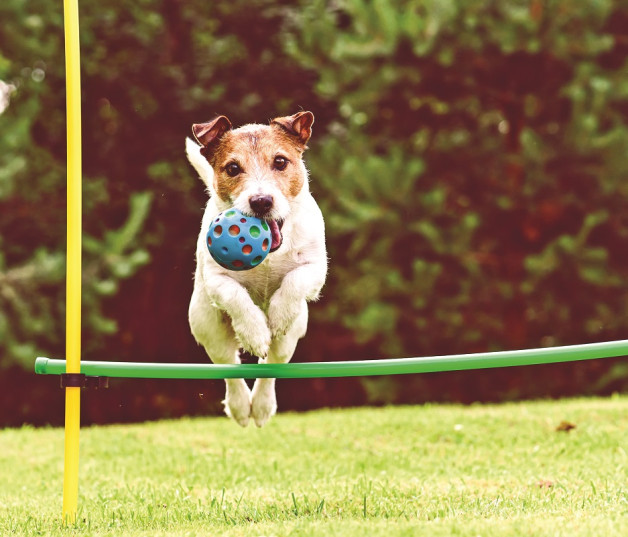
[1,0,627,424]
[298,0,628,359]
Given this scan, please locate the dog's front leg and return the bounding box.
[251,301,308,427]
[251,262,325,427]
[205,272,272,358]
[267,262,327,338]
[190,286,257,426]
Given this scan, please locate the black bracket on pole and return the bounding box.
[60,373,109,390]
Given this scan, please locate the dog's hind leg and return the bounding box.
[251,300,308,427]
[222,359,252,427]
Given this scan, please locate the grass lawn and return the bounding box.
[1,396,627,536]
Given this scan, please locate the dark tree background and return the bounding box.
[1,0,627,426]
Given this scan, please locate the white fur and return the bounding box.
[0,80,15,115]
[186,136,327,427]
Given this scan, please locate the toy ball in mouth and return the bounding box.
[206,208,273,271]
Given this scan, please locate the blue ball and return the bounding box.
[206,208,272,271]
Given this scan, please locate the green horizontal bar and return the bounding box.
[34,340,628,380]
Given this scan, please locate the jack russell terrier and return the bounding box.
[186,111,327,427]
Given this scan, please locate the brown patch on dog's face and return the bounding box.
[201,121,312,205]
[207,131,251,203]
[191,112,314,206]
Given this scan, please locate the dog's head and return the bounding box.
[188,111,314,252]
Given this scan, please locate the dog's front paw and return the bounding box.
[231,308,271,358]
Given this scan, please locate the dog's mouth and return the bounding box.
[267,219,284,252]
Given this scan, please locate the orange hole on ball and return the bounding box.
[213,225,223,237]
[232,260,244,268]
[262,239,269,251]
[242,244,253,255]
[207,237,212,246]
[229,225,240,236]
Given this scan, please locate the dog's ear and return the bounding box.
[271,111,314,147]
[192,116,232,155]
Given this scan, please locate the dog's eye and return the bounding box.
[273,156,288,171]
[225,162,241,177]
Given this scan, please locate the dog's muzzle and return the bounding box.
[249,195,284,252]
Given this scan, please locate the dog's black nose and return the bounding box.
[249,195,274,215]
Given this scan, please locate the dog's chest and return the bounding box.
[231,249,302,309]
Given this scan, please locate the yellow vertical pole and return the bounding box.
[62,0,82,524]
